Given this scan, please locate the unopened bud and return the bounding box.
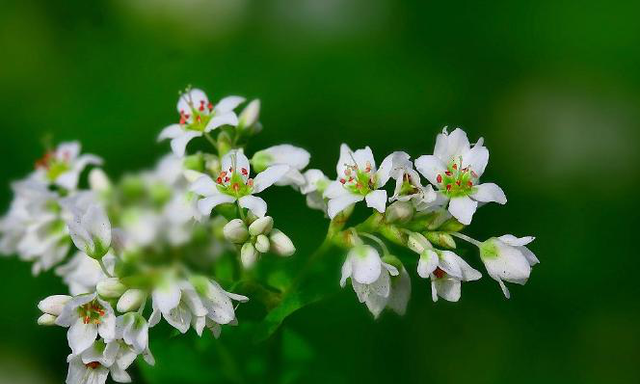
[270,229,295,256]
[425,232,456,249]
[255,234,270,253]
[385,201,414,223]
[223,219,249,244]
[38,295,71,316]
[241,243,259,268]
[239,99,260,129]
[37,313,58,326]
[249,216,274,236]
[89,169,111,193]
[97,278,127,299]
[117,289,147,313]
[407,232,431,254]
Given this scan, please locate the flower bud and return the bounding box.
[255,234,271,253]
[89,168,111,193]
[97,278,127,299]
[270,229,295,256]
[37,313,57,326]
[249,216,274,236]
[426,231,456,249]
[407,232,431,254]
[183,153,205,173]
[385,201,414,223]
[38,295,71,316]
[238,99,260,129]
[223,219,249,244]
[241,243,259,269]
[117,289,147,313]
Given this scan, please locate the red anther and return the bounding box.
[452,163,458,170]
[216,177,223,184]
[445,171,452,176]
[208,102,214,111]
[199,100,206,111]
[86,362,101,370]
[340,179,346,184]
[241,168,248,176]
[348,177,354,182]
[436,174,443,183]
[471,170,478,178]
[456,180,461,186]
[232,183,239,191]
[345,168,352,176]
[219,171,227,178]
[356,183,363,189]
[224,177,230,183]
[196,115,201,123]
[83,317,90,325]
[467,181,473,187]
[434,268,445,279]
[446,184,452,191]
[247,179,254,187]
[229,167,233,173]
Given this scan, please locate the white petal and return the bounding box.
[498,234,535,247]
[83,205,111,250]
[261,144,310,170]
[417,250,438,278]
[222,149,250,176]
[433,278,462,302]
[152,284,181,314]
[205,111,239,131]
[482,241,531,285]
[214,96,245,113]
[163,302,192,334]
[462,139,489,177]
[415,155,447,185]
[170,131,202,157]
[190,175,218,196]
[323,180,348,199]
[437,251,463,279]
[434,127,470,163]
[110,364,132,383]
[336,143,353,176]
[349,246,382,285]
[471,183,507,204]
[253,164,290,193]
[57,142,81,160]
[451,254,482,281]
[448,196,478,225]
[158,124,184,141]
[177,89,208,113]
[327,194,364,219]
[368,268,392,298]
[68,319,98,355]
[365,190,387,213]
[387,268,411,316]
[340,259,352,287]
[55,171,81,190]
[237,195,267,218]
[197,194,236,216]
[353,146,376,172]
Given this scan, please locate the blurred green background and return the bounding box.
[1,0,639,383]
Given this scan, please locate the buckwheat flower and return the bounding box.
[191,149,289,218]
[149,279,208,334]
[32,142,102,190]
[300,169,330,213]
[479,235,538,298]
[386,266,412,316]
[388,151,437,210]
[340,245,399,318]
[324,145,395,219]
[55,293,117,355]
[116,313,149,353]
[158,89,245,157]
[417,249,482,302]
[56,252,116,295]
[67,205,111,259]
[189,276,249,337]
[415,128,506,225]
[251,144,311,188]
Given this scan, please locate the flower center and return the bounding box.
[179,99,214,132]
[215,166,253,198]
[340,162,376,195]
[398,173,420,197]
[433,267,446,279]
[436,158,478,197]
[36,151,71,181]
[78,301,106,325]
[85,362,101,370]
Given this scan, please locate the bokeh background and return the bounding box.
[1,0,639,383]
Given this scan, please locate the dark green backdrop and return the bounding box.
[1,1,639,383]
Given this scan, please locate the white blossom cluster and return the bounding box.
[0,87,538,383]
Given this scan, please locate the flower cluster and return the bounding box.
[0,87,538,383]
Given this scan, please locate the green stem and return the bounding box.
[98,259,113,278]
[285,237,334,295]
[451,232,482,247]
[204,132,218,150]
[360,232,390,256]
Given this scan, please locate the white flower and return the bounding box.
[55,293,117,355]
[34,142,102,190]
[116,313,149,353]
[388,151,437,210]
[323,145,395,219]
[415,128,506,225]
[340,245,400,318]
[251,144,311,188]
[190,149,289,218]
[300,169,330,213]
[39,295,72,317]
[149,278,207,334]
[385,266,412,316]
[67,205,112,259]
[417,249,482,302]
[189,276,249,338]
[479,235,538,298]
[158,89,245,157]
